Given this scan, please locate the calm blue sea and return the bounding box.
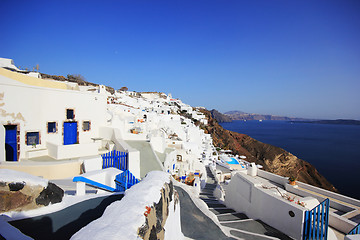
[220,120,360,200]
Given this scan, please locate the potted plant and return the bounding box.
[288,176,297,186]
[288,166,304,186]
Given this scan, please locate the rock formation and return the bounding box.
[210,109,232,123]
[0,181,64,213]
[200,109,337,192]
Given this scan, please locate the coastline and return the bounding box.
[219,119,360,200]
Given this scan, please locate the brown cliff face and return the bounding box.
[200,109,337,192]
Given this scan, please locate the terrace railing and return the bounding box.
[102,150,128,171]
[348,223,360,235]
[303,198,330,240]
[73,176,118,192]
[115,170,140,191]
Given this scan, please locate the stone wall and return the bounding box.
[138,181,179,240]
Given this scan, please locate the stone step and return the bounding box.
[201,198,219,202]
[200,197,217,201]
[200,191,214,195]
[222,219,292,240]
[210,208,236,215]
[206,203,226,208]
[199,192,214,196]
[218,213,249,222]
[229,229,274,240]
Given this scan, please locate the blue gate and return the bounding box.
[5,125,17,161]
[64,122,77,145]
[102,150,128,171]
[115,170,140,191]
[303,198,330,240]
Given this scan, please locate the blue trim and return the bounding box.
[102,150,128,171]
[115,170,140,191]
[303,198,329,240]
[5,125,17,161]
[73,176,118,192]
[64,122,77,145]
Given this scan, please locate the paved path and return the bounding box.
[175,186,235,240]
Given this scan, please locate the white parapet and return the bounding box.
[225,172,306,240]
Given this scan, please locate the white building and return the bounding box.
[0,58,108,178]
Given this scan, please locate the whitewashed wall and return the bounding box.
[0,74,107,161]
[225,172,306,240]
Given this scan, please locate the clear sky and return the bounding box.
[1,0,359,119]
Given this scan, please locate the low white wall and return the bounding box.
[128,150,141,179]
[47,142,98,160]
[286,183,355,213]
[259,169,359,213]
[329,212,358,234]
[82,155,103,172]
[164,150,176,174]
[257,169,287,186]
[296,181,360,208]
[345,235,360,240]
[71,171,183,240]
[225,172,306,240]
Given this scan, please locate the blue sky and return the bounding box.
[1,0,359,119]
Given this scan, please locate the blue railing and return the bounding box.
[102,150,128,171]
[303,198,330,240]
[115,170,140,191]
[348,223,360,235]
[73,176,118,192]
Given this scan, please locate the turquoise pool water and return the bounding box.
[226,157,240,165]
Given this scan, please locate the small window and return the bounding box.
[83,121,91,131]
[26,132,39,145]
[67,109,74,119]
[47,122,57,133]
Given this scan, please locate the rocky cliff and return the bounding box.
[200,109,337,192]
[210,109,232,123]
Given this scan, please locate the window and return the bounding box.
[66,109,74,119]
[83,121,91,131]
[26,132,39,145]
[47,122,57,133]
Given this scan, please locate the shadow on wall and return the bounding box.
[9,194,124,240]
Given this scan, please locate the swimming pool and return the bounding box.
[226,157,240,165]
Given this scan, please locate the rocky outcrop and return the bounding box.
[200,109,337,192]
[0,181,64,213]
[210,109,232,123]
[35,182,64,206]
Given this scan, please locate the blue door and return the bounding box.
[64,122,77,145]
[5,125,17,161]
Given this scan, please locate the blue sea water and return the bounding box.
[220,120,360,200]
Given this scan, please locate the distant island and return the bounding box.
[223,110,315,122]
[213,110,360,126]
[292,119,360,126]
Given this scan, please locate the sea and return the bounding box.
[220,120,360,200]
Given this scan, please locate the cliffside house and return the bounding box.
[0,58,108,178]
